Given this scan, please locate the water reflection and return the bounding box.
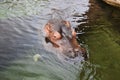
[77,0,120,80]
[0,0,89,18]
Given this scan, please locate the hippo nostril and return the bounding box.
[67,49,79,58]
[66,50,75,58]
[74,52,78,57]
[68,50,72,53]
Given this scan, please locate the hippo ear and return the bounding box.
[72,29,76,38]
[44,23,51,32]
[61,21,71,28]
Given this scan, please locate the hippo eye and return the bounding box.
[53,36,56,38]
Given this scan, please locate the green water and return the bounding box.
[78,1,120,79]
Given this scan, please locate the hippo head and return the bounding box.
[44,19,87,60]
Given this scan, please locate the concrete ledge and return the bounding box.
[103,0,120,8]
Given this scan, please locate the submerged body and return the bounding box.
[44,18,87,59]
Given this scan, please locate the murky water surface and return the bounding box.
[0,0,120,80]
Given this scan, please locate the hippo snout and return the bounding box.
[63,48,83,58]
[66,49,77,58]
[65,48,88,59]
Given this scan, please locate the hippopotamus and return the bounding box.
[44,19,87,59]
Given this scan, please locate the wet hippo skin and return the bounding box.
[44,19,87,59]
